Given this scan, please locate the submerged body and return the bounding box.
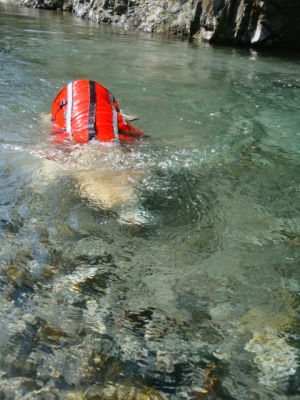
[47,80,148,225]
[36,144,147,225]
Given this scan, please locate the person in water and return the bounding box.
[45,79,149,226]
[51,79,144,144]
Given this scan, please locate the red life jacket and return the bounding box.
[51,80,144,143]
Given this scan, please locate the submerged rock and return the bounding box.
[16,0,300,49]
[245,331,298,388]
[83,383,165,400]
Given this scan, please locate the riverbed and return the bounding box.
[0,2,299,399]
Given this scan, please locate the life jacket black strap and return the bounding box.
[88,80,96,140]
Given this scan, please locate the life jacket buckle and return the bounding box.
[59,100,68,109]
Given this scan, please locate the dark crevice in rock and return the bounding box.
[190,1,202,37]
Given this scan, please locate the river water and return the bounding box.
[0,2,299,399]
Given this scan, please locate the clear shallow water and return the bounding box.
[0,2,300,399]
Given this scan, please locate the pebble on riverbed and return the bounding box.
[245,331,298,388]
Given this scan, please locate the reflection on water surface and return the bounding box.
[0,2,299,399]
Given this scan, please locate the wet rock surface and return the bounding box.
[0,214,299,399]
[16,0,300,49]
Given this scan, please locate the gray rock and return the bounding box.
[192,0,300,49]
[15,0,300,52]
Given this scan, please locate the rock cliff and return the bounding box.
[17,0,300,49]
